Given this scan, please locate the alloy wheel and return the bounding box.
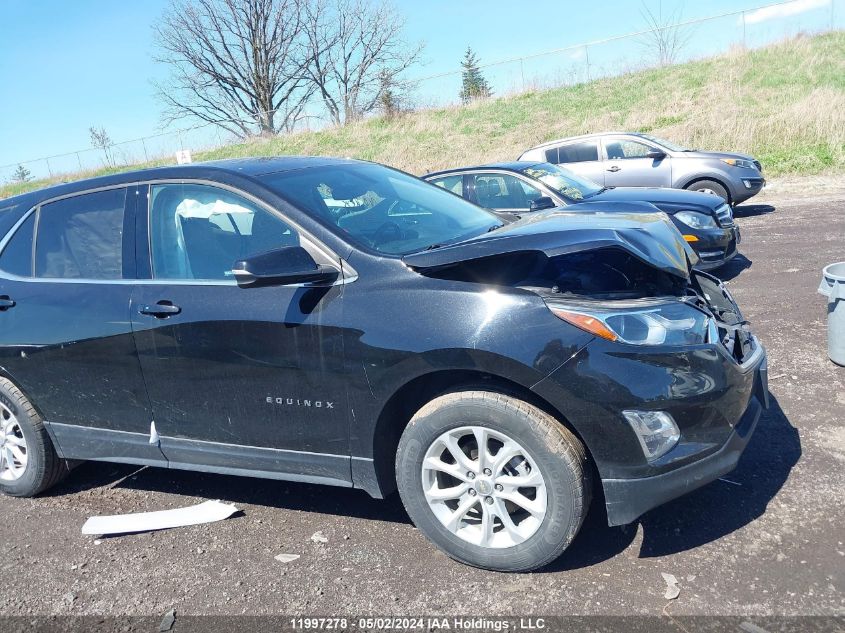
[0,402,27,481]
[421,426,547,548]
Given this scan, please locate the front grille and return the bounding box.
[715,203,734,227]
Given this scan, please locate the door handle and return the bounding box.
[0,296,15,311]
[139,302,181,318]
[607,166,621,172]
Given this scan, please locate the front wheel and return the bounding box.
[686,179,730,203]
[395,391,591,571]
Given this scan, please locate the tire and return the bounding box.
[686,179,730,204]
[0,377,68,497]
[395,390,591,571]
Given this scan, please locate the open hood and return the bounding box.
[403,209,695,280]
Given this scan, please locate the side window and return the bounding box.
[515,178,544,202]
[149,183,299,281]
[0,213,35,277]
[472,174,538,210]
[556,142,599,164]
[605,139,653,160]
[430,175,464,197]
[35,188,127,280]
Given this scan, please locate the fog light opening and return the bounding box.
[622,410,680,461]
[742,179,752,189]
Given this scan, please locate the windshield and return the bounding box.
[260,163,501,255]
[518,163,603,201]
[639,134,689,152]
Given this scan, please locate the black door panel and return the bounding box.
[0,281,150,433]
[130,283,348,454]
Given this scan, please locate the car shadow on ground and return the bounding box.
[733,203,776,218]
[46,394,798,571]
[714,253,752,281]
[50,460,414,525]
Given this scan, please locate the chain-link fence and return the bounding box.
[1,0,842,187]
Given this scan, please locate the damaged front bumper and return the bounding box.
[533,333,768,527]
[602,344,768,526]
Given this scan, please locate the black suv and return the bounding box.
[0,158,767,571]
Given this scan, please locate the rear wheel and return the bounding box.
[0,378,67,497]
[396,390,590,571]
[686,179,730,204]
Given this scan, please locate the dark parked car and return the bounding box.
[518,132,765,205]
[425,162,741,270]
[0,158,767,571]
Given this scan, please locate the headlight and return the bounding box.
[675,210,717,229]
[720,158,756,169]
[547,300,712,346]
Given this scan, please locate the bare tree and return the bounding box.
[89,126,116,168]
[303,0,422,125]
[153,0,314,138]
[639,1,691,67]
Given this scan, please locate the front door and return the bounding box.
[0,187,160,464]
[602,137,672,187]
[468,173,549,212]
[130,182,350,485]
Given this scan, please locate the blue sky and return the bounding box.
[0,0,840,173]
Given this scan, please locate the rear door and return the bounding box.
[546,140,606,184]
[0,186,161,464]
[602,136,672,187]
[130,182,350,485]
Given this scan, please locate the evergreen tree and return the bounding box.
[13,164,31,183]
[459,47,492,103]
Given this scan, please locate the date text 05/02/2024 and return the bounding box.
[289,617,547,630]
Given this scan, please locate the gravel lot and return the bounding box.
[0,184,843,619]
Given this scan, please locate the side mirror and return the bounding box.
[232,246,338,288]
[529,196,556,212]
[647,150,667,160]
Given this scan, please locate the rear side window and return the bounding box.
[35,188,127,280]
[555,142,599,164]
[0,213,36,277]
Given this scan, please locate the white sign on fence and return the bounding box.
[175,149,192,165]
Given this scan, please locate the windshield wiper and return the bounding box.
[486,223,504,232]
[583,187,607,199]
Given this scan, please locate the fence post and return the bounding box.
[520,58,525,92]
[45,158,53,178]
[742,11,746,48]
[76,153,83,171]
[584,45,591,82]
[141,138,149,163]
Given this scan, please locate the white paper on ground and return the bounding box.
[81,499,239,536]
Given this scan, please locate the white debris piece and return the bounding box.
[310,531,329,544]
[274,553,301,563]
[81,499,239,536]
[661,572,681,600]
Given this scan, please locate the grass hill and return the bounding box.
[3,31,844,200]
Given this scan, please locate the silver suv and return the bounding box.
[519,132,765,205]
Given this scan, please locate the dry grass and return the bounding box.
[3,31,843,200]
